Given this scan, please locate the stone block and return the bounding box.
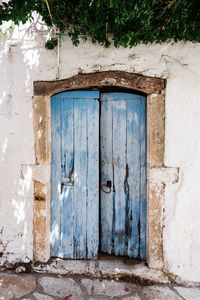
[147,94,165,168]
[81,278,133,297]
[174,287,200,300]
[149,167,179,184]
[141,286,181,299]
[147,182,164,269]
[0,274,36,298]
[33,183,50,263]
[34,292,55,300]
[34,181,47,201]
[39,277,84,299]
[33,96,51,164]
[122,295,140,300]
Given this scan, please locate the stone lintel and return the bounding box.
[34,71,165,97]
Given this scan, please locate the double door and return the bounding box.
[51,91,146,260]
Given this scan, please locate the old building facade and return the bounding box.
[0,19,200,283]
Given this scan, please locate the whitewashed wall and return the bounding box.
[0,19,200,282]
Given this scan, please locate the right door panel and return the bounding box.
[100,92,146,259]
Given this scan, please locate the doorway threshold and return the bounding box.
[32,255,169,284]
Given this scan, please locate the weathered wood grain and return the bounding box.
[60,99,74,258]
[126,99,140,258]
[51,97,62,256]
[140,98,147,260]
[100,97,114,254]
[100,93,146,259]
[51,91,99,259]
[34,71,165,96]
[87,99,99,258]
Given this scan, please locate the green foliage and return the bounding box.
[45,37,58,49]
[0,0,200,49]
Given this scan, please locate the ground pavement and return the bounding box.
[1,271,200,300]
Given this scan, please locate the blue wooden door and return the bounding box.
[51,91,146,260]
[100,93,146,259]
[51,91,99,259]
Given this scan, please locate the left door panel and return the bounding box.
[51,91,99,259]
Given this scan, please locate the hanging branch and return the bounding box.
[0,30,6,41]
[44,0,58,41]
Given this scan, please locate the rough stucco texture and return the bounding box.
[0,20,200,282]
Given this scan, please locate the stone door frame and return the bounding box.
[31,71,179,270]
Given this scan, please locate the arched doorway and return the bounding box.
[33,71,168,270]
[50,90,146,260]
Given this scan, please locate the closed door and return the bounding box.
[51,91,146,260]
[100,93,146,260]
[51,91,100,259]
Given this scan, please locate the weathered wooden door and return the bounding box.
[100,93,146,259]
[51,91,99,259]
[51,91,146,260]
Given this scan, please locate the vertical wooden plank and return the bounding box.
[100,92,146,259]
[126,99,141,258]
[112,99,127,256]
[87,99,99,258]
[60,99,74,258]
[50,98,61,256]
[140,97,147,259]
[74,98,87,258]
[100,96,114,254]
[51,91,99,259]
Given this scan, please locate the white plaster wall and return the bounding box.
[0,18,200,282]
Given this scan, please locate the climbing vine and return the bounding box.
[0,0,200,49]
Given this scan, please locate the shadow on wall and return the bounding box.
[0,16,55,264]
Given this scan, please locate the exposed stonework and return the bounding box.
[140,286,181,300]
[145,93,180,269]
[147,182,165,269]
[1,271,200,299]
[146,94,165,269]
[81,278,133,297]
[0,274,36,298]
[32,72,179,271]
[149,167,179,184]
[34,181,47,202]
[147,94,165,168]
[33,259,169,284]
[33,183,50,262]
[34,72,165,97]
[34,293,55,300]
[39,277,84,299]
[21,164,50,184]
[32,96,51,262]
[33,96,51,165]
[21,164,51,262]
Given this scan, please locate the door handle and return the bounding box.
[100,180,112,194]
